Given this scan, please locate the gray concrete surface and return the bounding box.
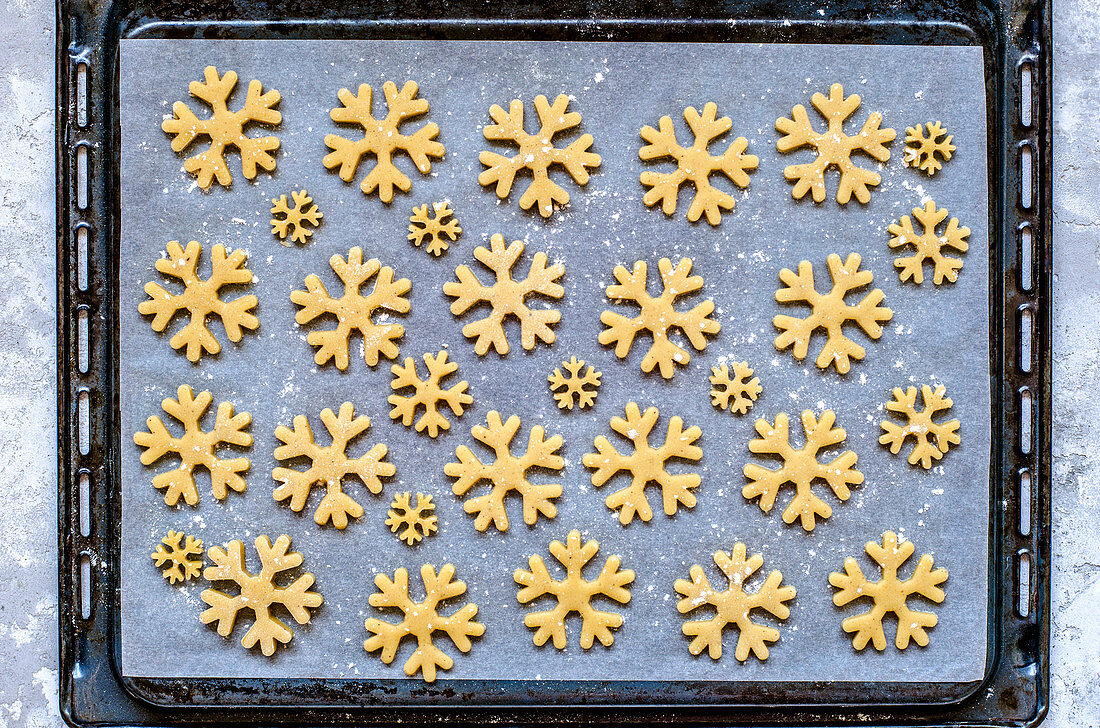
[0,0,1093,724]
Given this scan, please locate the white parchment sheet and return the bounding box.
[119,39,990,686]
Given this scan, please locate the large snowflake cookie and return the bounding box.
[270,190,322,246]
[134,384,252,507]
[639,103,759,225]
[742,409,862,532]
[479,94,601,218]
[709,361,762,415]
[880,384,961,469]
[887,200,971,285]
[151,530,204,584]
[386,492,438,545]
[515,530,634,649]
[548,356,602,411]
[775,83,895,204]
[323,80,444,202]
[292,247,411,370]
[364,563,484,682]
[139,240,259,363]
[388,350,472,437]
[162,66,281,190]
[446,411,564,533]
[583,403,702,525]
[599,257,720,380]
[408,202,462,256]
[200,534,323,656]
[903,121,955,176]
[272,402,394,529]
[830,531,948,650]
[773,252,893,374]
[675,543,796,662]
[443,235,564,356]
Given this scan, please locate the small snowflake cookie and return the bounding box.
[599,257,720,380]
[364,563,484,682]
[386,492,438,545]
[903,121,955,175]
[272,402,395,529]
[446,411,564,533]
[515,530,635,649]
[134,384,252,507]
[444,235,564,356]
[270,190,322,246]
[676,543,796,662]
[323,80,444,202]
[742,409,862,532]
[775,83,895,204]
[888,200,971,285]
[773,253,893,374]
[151,530,204,584]
[709,362,761,415]
[639,102,759,225]
[408,202,462,256]
[292,247,411,370]
[583,403,702,525]
[830,531,948,651]
[162,66,281,189]
[880,384,961,469]
[548,356,601,410]
[479,94,601,218]
[139,240,259,363]
[389,351,472,437]
[200,534,323,656]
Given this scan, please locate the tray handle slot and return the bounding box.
[1017,305,1034,374]
[75,223,90,291]
[1016,387,1033,456]
[78,470,91,538]
[1019,61,1033,128]
[1016,467,1031,537]
[75,61,88,128]
[1017,223,1033,292]
[77,306,89,374]
[75,142,89,211]
[1016,550,1032,618]
[1018,142,1033,210]
[79,552,92,620]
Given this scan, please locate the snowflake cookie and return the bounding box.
[139,240,259,363]
[903,121,955,175]
[292,247,411,370]
[272,402,395,529]
[515,530,635,649]
[270,190,322,246]
[408,202,462,256]
[675,543,796,662]
[773,253,893,374]
[445,411,564,533]
[389,351,472,437]
[134,384,252,507]
[710,362,762,415]
[151,530,204,584]
[364,563,484,682]
[742,409,862,532]
[775,83,895,204]
[200,534,323,656]
[880,385,961,469]
[547,356,601,410]
[583,403,702,525]
[162,66,281,190]
[887,200,971,285]
[639,103,759,225]
[386,492,438,545]
[443,235,564,356]
[479,94,601,218]
[599,257,720,380]
[830,531,948,650]
[323,80,444,202]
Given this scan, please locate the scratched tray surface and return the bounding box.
[118,39,990,688]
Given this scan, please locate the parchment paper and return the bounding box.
[119,39,990,688]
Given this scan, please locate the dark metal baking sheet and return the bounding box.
[57,0,1052,725]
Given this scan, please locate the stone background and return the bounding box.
[0,0,1094,724]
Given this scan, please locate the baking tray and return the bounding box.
[56,0,1052,725]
